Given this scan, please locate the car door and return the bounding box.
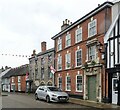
[42,87,48,100]
[37,87,44,99]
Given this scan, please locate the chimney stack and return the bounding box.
[31,49,36,56]
[41,41,46,52]
[61,19,72,31]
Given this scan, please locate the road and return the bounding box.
[2,92,91,108]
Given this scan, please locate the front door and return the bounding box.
[112,78,118,104]
[88,75,96,101]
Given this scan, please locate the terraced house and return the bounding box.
[52,1,113,102]
[2,64,29,92]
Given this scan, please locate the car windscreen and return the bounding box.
[48,87,61,91]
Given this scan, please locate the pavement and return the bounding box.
[2,92,120,109]
[69,97,120,109]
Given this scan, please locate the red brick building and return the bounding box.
[52,2,113,102]
[10,65,29,92]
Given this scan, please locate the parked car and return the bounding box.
[35,86,69,103]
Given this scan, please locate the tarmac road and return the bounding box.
[2,92,91,108]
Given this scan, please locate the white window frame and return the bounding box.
[12,77,14,83]
[66,75,71,91]
[57,56,62,71]
[65,34,71,47]
[18,76,21,83]
[75,27,82,43]
[75,49,82,67]
[76,75,83,92]
[88,45,96,61]
[65,53,71,69]
[57,38,62,51]
[88,19,97,37]
[58,77,62,89]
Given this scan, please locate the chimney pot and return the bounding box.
[63,21,64,25]
[65,19,67,24]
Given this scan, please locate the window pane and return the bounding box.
[88,19,97,37]
[76,75,82,91]
[76,50,82,66]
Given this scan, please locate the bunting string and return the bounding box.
[0,53,31,58]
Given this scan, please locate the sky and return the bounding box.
[0,0,113,68]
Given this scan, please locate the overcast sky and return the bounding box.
[0,0,113,68]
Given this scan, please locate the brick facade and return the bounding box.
[52,2,112,102]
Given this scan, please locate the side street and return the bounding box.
[1,0,120,108]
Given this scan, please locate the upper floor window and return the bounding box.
[88,45,96,61]
[57,55,62,71]
[88,19,97,37]
[58,77,62,89]
[48,54,52,63]
[76,75,83,92]
[48,66,53,78]
[66,75,71,91]
[76,49,82,67]
[65,53,71,69]
[75,27,82,43]
[41,57,44,65]
[65,33,71,47]
[41,68,44,79]
[18,76,21,83]
[57,38,62,51]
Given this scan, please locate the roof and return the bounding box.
[51,1,113,40]
[29,48,55,60]
[2,64,29,78]
[0,68,11,78]
[37,48,55,56]
[112,0,120,3]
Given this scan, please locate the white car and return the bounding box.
[35,86,69,103]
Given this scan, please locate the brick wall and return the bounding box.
[54,7,111,98]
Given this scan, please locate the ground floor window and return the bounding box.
[58,77,62,89]
[66,76,71,91]
[76,75,83,92]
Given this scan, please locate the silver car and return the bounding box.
[35,86,69,103]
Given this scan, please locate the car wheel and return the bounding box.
[46,96,50,103]
[35,94,38,100]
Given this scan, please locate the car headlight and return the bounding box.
[52,94,57,97]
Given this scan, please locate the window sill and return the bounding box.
[65,45,71,49]
[87,34,97,40]
[75,90,83,93]
[57,69,62,72]
[65,90,71,92]
[57,49,62,52]
[75,40,82,44]
[75,65,82,68]
[65,67,71,70]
